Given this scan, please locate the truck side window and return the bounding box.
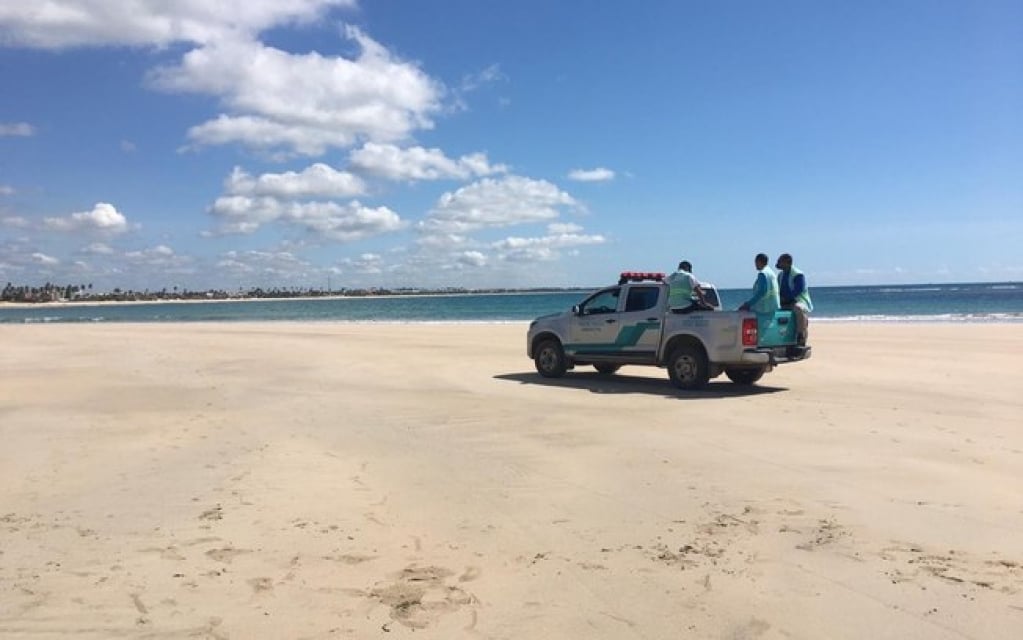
[625,286,659,312]
[580,288,620,315]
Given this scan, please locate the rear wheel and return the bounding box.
[667,344,709,390]
[534,339,567,378]
[725,367,765,385]
[593,363,621,375]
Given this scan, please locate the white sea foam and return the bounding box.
[815,313,1023,323]
[876,286,945,293]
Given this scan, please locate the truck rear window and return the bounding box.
[702,288,720,308]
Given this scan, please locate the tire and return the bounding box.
[534,339,567,378]
[725,367,765,385]
[593,363,621,375]
[667,343,709,390]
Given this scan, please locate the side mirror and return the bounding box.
[572,304,581,315]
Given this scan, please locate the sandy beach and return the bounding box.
[1,322,1021,639]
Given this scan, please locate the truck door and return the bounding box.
[615,285,663,354]
[567,286,622,350]
[567,285,662,356]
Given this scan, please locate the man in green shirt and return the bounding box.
[666,260,710,313]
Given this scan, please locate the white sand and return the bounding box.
[1,322,1021,638]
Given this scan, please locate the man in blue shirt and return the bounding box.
[738,253,780,314]
[776,253,813,345]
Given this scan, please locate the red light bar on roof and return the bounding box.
[619,271,665,283]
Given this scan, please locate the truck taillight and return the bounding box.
[742,317,758,346]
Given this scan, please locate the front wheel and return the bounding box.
[593,363,621,375]
[725,367,765,385]
[667,344,709,390]
[534,339,567,378]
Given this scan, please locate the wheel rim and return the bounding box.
[538,347,558,372]
[673,354,697,382]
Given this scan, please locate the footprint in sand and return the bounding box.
[458,566,482,582]
[205,547,251,563]
[325,553,377,565]
[198,505,223,521]
[795,518,848,551]
[881,545,1022,594]
[368,564,478,630]
[130,593,148,614]
[248,577,274,593]
[138,546,186,561]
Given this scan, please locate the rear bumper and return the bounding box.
[740,350,772,365]
[742,345,812,366]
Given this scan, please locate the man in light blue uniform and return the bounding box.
[776,253,813,345]
[739,253,780,314]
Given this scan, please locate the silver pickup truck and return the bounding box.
[526,272,811,390]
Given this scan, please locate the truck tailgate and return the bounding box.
[757,310,797,347]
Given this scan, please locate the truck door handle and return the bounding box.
[646,317,659,322]
[605,318,617,324]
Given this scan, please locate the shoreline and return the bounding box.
[2,311,1021,325]
[2,281,1019,324]
[0,289,591,309]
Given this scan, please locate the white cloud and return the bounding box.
[338,252,384,274]
[567,167,615,182]
[285,200,405,242]
[349,143,507,181]
[121,245,194,275]
[209,195,404,241]
[456,250,487,267]
[207,195,282,234]
[415,232,469,249]
[43,202,130,233]
[149,28,443,156]
[419,175,579,234]
[1,216,29,228]
[458,64,504,94]
[31,252,59,266]
[0,1,355,49]
[492,231,606,262]
[217,249,312,277]
[0,122,34,136]
[81,242,114,255]
[118,245,193,274]
[450,63,505,111]
[226,164,366,198]
[547,222,583,234]
[125,245,175,261]
[0,185,16,195]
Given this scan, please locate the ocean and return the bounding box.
[1,282,1021,324]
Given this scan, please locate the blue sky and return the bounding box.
[1,1,1020,291]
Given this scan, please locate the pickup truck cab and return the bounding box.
[526,272,811,390]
